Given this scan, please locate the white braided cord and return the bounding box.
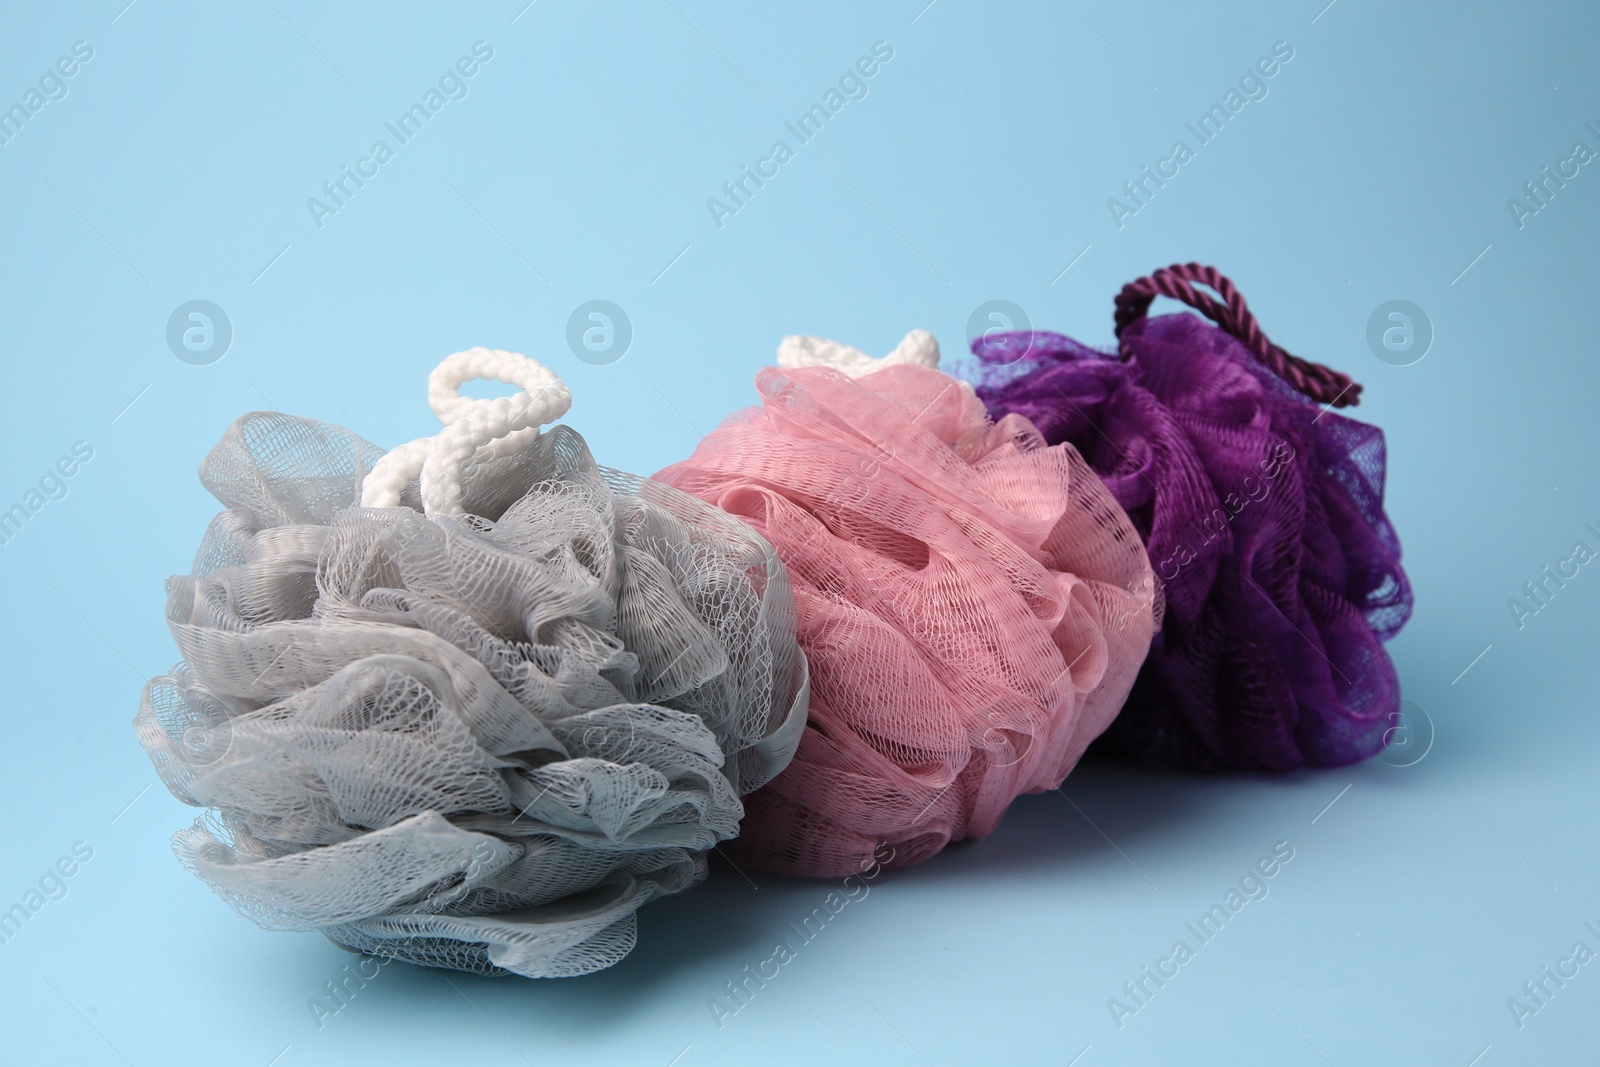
[775,329,941,378]
[361,348,571,514]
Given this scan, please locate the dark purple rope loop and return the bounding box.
[1114,262,1362,408]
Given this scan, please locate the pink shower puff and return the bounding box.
[656,346,1159,877]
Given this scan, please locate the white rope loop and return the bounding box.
[360,348,572,515]
[427,347,564,425]
[776,329,941,378]
[361,437,434,509]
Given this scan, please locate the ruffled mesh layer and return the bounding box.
[135,410,806,976]
[656,364,1158,877]
[972,314,1413,770]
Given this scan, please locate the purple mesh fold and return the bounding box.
[971,313,1412,771]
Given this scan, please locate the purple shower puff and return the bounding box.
[971,311,1413,771]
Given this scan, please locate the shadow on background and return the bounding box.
[281,643,1531,1049]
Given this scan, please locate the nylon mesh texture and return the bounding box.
[971,313,1414,771]
[656,364,1159,877]
[135,411,806,977]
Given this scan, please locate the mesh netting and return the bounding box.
[135,410,806,977]
[656,364,1159,877]
[971,314,1413,771]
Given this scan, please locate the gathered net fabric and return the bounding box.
[135,410,806,977]
[655,364,1159,877]
[971,314,1413,771]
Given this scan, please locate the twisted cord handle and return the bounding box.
[777,329,941,378]
[1113,262,1361,407]
[360,348,571,514]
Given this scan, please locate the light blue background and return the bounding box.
[1,1,1596,1063]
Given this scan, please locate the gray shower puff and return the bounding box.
[135,411,807,977]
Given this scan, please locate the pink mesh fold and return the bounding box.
[657,364,1159,877]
